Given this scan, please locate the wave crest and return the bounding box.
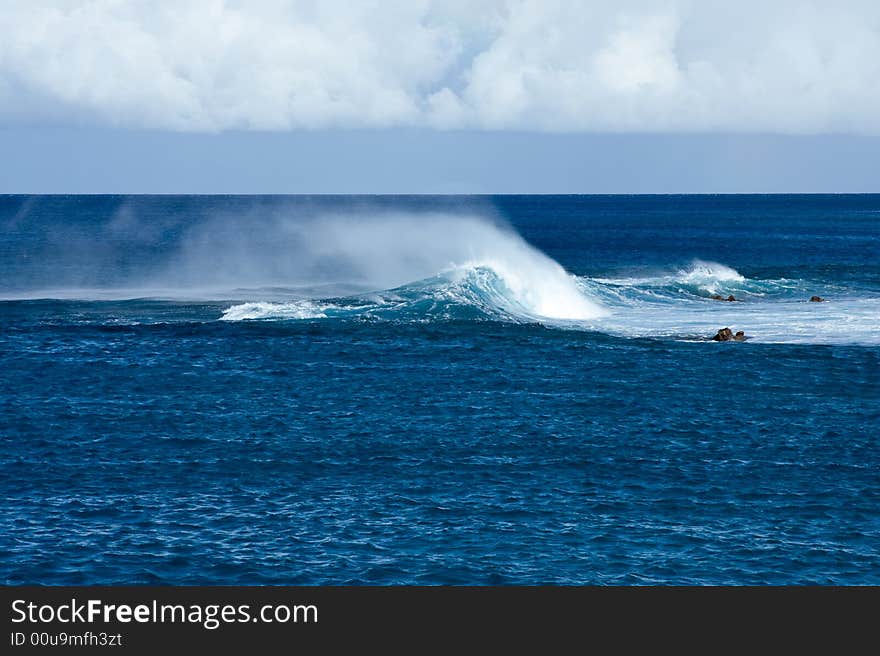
[675,260,745,291]
[218,212,606,323]
[221,259,606,323]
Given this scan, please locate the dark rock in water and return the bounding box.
[810,295,825,302]
[712,327,747,342]
[727,295,737,302]
[710,294,737,302]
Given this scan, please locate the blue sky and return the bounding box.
[3,127,879,194]
[2,1,879,193]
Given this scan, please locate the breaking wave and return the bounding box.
[216,212,606,323]
[221,257,880,345]
[221,263,606,323]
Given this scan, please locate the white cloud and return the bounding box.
[1,0,879,133]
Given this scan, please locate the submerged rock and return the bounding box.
[810,295,825,302]
[710,294,737,302]
[712,327,747,342]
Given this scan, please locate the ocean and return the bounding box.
[1,194,878,584]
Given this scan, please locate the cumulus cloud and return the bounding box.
[1,0,879,133]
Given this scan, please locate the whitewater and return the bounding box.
[219,261,880,345]
[213,218,879,346]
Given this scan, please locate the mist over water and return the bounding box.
[175,210,605,320]
[1,199,605,320]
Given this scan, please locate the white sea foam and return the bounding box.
[584,264,880,345]
[595,260,746,293]
[675,260,745,290]
[591,296,880,345]
[220,300,329,321]
[449,259,604,321]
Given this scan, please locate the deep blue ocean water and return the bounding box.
[1,194,878,585]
